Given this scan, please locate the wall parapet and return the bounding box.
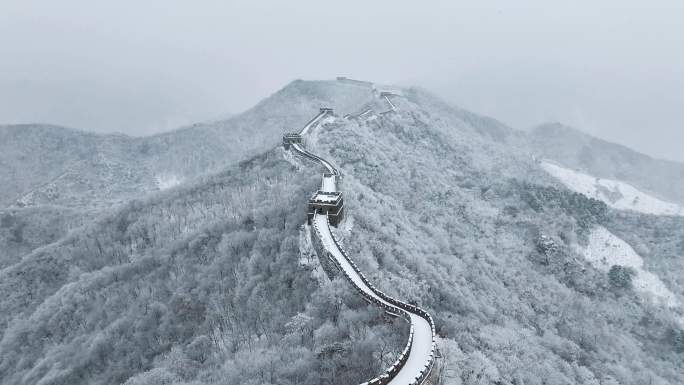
[309,222,341,280]
[326,215,437,385]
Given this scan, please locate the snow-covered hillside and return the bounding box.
[582,226,679,307]
[4,80,684,385]
[541,161,684,216]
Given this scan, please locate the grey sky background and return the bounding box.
[1,0,683,162]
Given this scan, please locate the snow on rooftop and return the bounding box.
[312,192,339,203]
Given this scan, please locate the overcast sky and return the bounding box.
[1,0,683,161]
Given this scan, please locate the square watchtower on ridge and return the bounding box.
[307,190,344,227]
[282,133,302,150]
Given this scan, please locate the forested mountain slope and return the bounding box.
[1,80,683,385]
[313,91,684,384]
[0,150,406,385]
[0,80,375,266]
[0,80,375,210]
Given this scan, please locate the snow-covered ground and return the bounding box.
[582,226,679,307]
[155,174,183,190]
[541,161,684,216]
[321,175,337,192]
[320,115,336,125]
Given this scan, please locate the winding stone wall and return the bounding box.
[287,103,437,385]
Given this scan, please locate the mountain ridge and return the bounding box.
[0,80,378,209]
[1,79,684,384]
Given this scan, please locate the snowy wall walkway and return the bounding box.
[287,108,436,385]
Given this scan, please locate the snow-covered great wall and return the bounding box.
[284,107,437,385]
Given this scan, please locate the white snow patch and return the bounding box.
[155,174,183,190]
[321,115,336,125]
[344,215,354,232]
[583,226,679,307]
[541,161,684,216]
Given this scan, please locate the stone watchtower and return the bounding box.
[282,133,302,150]
[307,190,344,226]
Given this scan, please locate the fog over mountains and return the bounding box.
[1,79,683,385]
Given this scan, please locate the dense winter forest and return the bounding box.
[1,80,683,384]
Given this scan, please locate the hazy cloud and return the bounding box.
[1,0,682,161]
